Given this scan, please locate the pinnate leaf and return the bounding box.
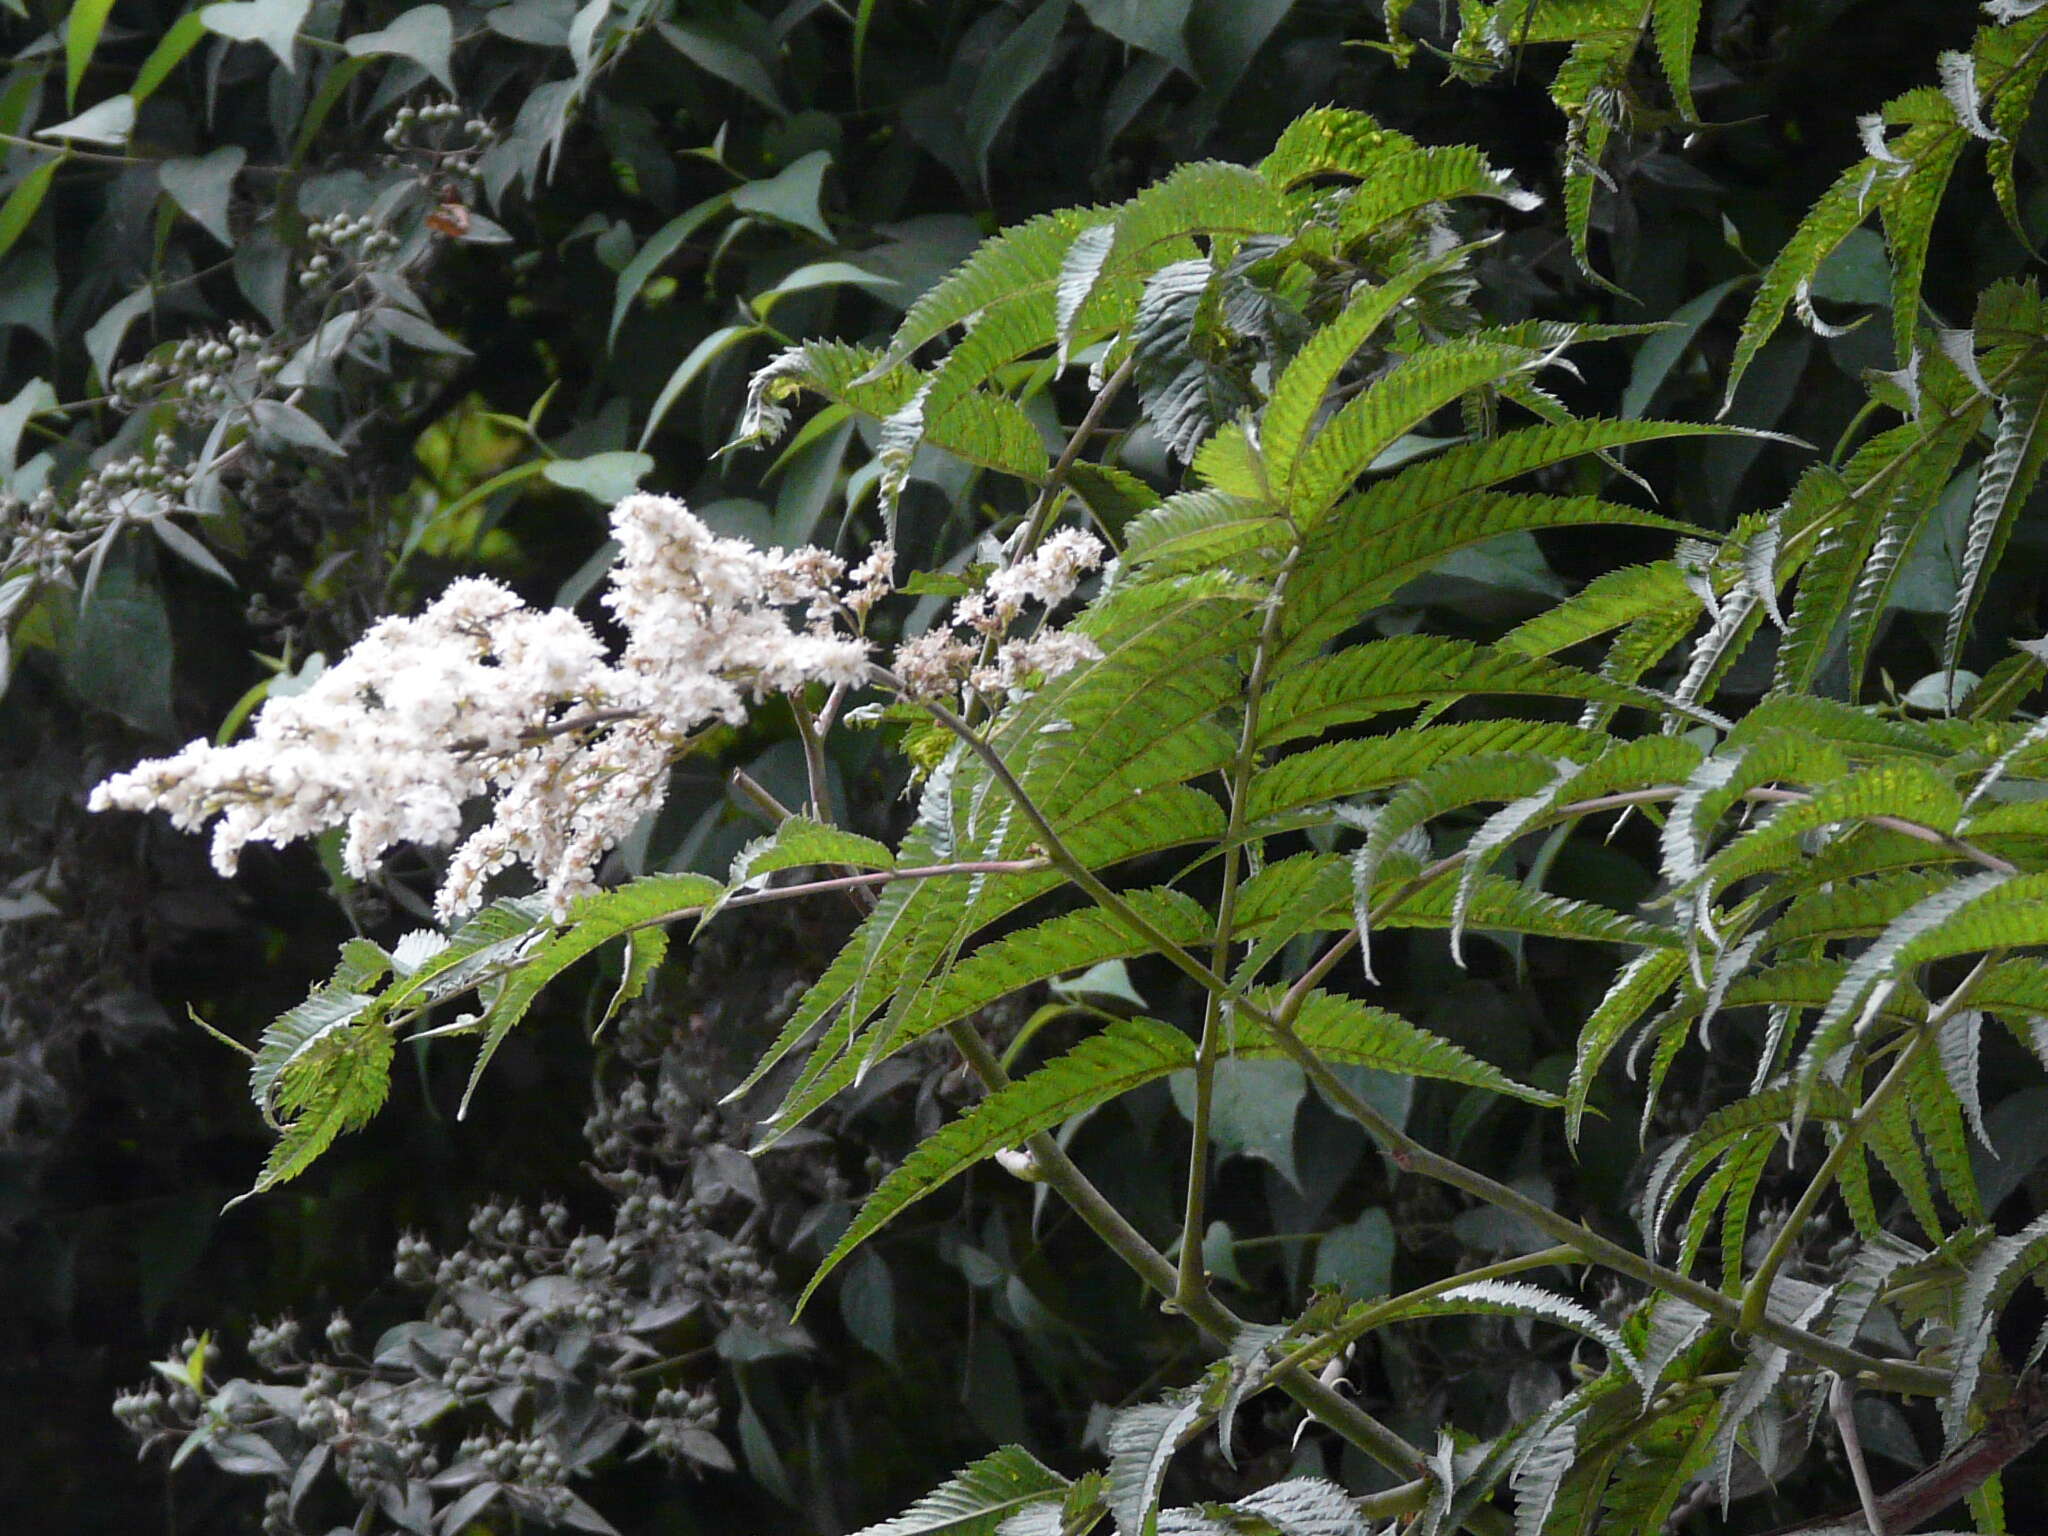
[850,1446,1068,1536]
[798,1019,1196,1311]
[1239,987,1557,1106]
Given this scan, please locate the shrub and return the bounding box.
[40,2,2048,1532]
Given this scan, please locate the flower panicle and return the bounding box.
[890,528,1105,701]
[92,496,875,921]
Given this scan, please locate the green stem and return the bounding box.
[939,1019,1491,1525]
[1827,397,1886,469]
[736,736,1439,1501]
[790,692,837,824]
[893,675,1235,994]
[728,768,795,826]
[1737,1034,1929,1340]
[1018,354,1137,557]
[1178,983,1226,1306]
[0,131,146,167]
[1178,555,1297,1308]
[1357,1481,1432,1522]
[1736,951,1999,1338]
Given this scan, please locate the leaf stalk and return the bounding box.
[1736,951,2001,1339]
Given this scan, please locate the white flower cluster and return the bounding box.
[955,529,1105,631]
[91,496,884,920]
[892,527,1105,700]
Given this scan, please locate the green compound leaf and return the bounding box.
[1256,636,1660,749]
[1725,154,1882,410]
[1239,987,1558,1106]
[1261,239,1492,502]
[729,816,898,888]
[848,1446,1068,1536]
[243,1021,393,1200]
[888,206,1115,366]
[1651,0,1703,121]
[459,875,720,1116]
[1949,361,2048,673]
[1370,1278,1641,1384]
[1106,1389,1205,1536]
[798,1018,1196,1311]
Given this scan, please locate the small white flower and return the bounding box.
[94,496,881,920]
[844,542,896,619]
[982,528,1105,624]
[969,632,1102,695]
[893,630,978,699]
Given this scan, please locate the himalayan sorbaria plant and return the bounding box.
[95,4,2048,1531]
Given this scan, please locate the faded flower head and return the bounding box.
[956,527,1106,635]
[891,527,1104,700]
[970,632,1104,695]
[985,527,1103,615]
[93,496,873,920]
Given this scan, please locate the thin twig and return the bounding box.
[728,768,795,826]
[1831,1374,1888,1536]
[736,730,878,918]
[0,131,157,168]
[517,707,645,744]
[722,858,1051,908]
[1744,786,2019,876]
[1761,1373,2048,1536]
[790,692,836,823]
[1021,354,1138,556]
[1179,553,1298,1307]
[964,356,1140,726]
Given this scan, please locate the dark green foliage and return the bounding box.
[22,2,2048,1535]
